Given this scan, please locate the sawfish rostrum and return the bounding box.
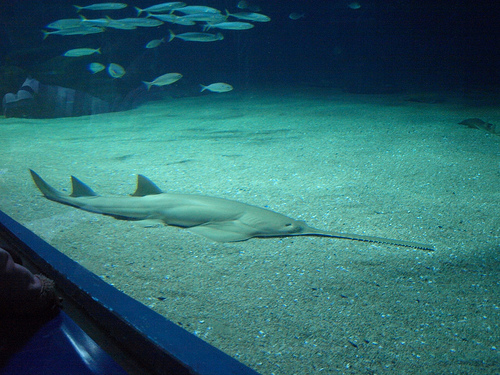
[29,170,434,250]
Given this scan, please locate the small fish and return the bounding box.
[107,63,126,78]
[179,13,227,23]
[149,13,196,25]
[135,2,186,16]
[63,47,101,57]
[226,11,270,22]
[74,3,128,12]
[43,26,104,39]
[105,19,137,29]
[237,0,248,9]
[176,6,221,14]
[348,2,361,9]
[111,17,163,27]
[79,16,110,27]
[143,73,182,90]
[145,38,165,48]
[168,30,223,42]
[237,1,260,12]
[46,18,83,29]
[88,62,105,73]
[200,82,233,93]
[289,13,305,20]
[205,21,254,30]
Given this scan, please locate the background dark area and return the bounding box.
[0,0,498,101]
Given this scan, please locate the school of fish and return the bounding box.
[43,1,277,94]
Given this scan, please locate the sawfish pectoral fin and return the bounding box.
[188,221,255,242]
[135,219,165,228]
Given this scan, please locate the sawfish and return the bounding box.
[29,170,434,251]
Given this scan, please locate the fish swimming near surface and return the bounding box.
[46,18,85,29]
[134,2,186,16]
[63,47,101,57]
[29,170,434,251]
[226,11,271,22]
[168,30,224,42]
[148,13,196,25]
[104,19,137,30]
[43,26,104,39]
[179,13,227,23]
[110,17,164,27]
[176,5,221,14]
[74,3,128,12]
[204,21,254,30]
[79,16,110,27]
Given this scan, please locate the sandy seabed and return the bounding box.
[1,87,499,374]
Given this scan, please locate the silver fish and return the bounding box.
[74,3,127,12]
[46,18,83,29]
[237,0,248,9]
[289,13,305,20]
[200,82,233,93]
[143,73,183,90]
[148,13,196,25]
[43,26,104,39]
[226,11,270,22]
[176,6,220,14]
[63,47,101,57]
[168,30,223,42]
[145,38,165,48]
[79,16,110,27]
[105,19,137,29]
[111,17,163,27]
[88,62,105,73]
[134,2,186,16]
[179,13,227,23]
[205,21,254,30]
[107,63,126,78]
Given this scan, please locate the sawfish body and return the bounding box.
[30,170,434,250]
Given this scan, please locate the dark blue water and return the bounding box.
[1,0,498,102]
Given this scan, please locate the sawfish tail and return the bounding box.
[303,227,434,251]
[29,169,98,205]
[30,169,67,202]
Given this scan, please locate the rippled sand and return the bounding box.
[1,87,499,374]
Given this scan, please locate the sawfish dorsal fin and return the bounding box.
[131,175,163,196]
[70,176,98,197]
